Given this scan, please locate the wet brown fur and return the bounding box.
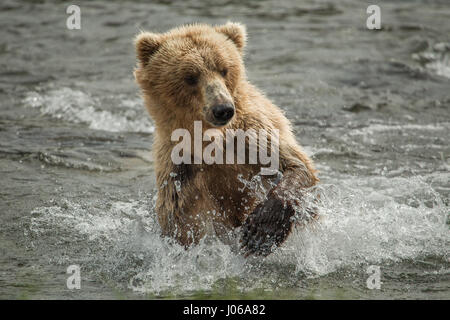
[134,23,318,250]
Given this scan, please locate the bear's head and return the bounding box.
[134,22,246,129]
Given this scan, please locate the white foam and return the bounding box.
[23,87,154,133]
[413,42,450,79]
[347,123,448,137]
[427,60,450,79]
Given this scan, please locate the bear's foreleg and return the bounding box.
[240,140,319,257]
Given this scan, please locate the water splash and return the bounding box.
[278,176,449,277]
[24,175,449,296]
[413,42,450,79]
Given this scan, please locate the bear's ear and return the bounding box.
[134,32,162,66]
[215,22,247,53]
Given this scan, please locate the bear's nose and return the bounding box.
[211,104,235,123]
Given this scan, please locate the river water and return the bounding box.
[0,0,449,299]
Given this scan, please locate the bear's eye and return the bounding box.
[184,74,199,86]
[220,68,228,77]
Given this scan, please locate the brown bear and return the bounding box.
[134,22,319,256]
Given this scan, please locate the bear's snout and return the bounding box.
[211,103,235,125]
[203,81,235,126]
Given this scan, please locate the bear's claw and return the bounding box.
[240,191,295,257]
